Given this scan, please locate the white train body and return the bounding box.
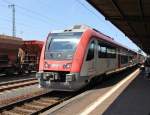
[36,25,142,91]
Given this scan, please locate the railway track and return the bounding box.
[0,91,72,115]
[0,67,138,115]
[0,78,38,92]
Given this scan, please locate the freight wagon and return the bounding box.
[0,35,23,74]
[0,35,43,75]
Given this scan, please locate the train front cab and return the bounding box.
[36,33,119,91]
[36,31,88,91]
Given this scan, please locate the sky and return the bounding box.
[0,0,142,52]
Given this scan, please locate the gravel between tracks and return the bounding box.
[0,73,35,83]
[0,84,49,106]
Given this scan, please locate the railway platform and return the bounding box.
[42,68,150,115]
[103,70,150,115]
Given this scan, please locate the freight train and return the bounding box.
[20,40,44,73]
[0,35,23,74]
[0,35,43,75]
[36,25,144,91]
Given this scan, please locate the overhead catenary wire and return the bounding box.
[0,17,44,30]
[1,0,53,25]
[0,21,43,37]
[76,0,106,23]
[75,0,142,52]
[76,0,114,36]
[0,2,8,7]
[0,16,49,38]
[1,0,66,27]
[35,0,67,26]
[0,0,60,37]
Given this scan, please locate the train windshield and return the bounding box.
[45,32,82,60]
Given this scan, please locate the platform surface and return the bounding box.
[42,69,150,115]
[103,71,150,115]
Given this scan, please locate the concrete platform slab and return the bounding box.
[103,71,150,115]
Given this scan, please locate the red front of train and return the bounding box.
[36,25,94,91]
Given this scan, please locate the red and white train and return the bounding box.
[36,25,144,91]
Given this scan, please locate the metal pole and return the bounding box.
[8,4,16,37]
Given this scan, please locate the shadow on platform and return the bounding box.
[103,70,150,115]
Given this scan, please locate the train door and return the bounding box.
[96,41,107,75]
[80,40,96,79]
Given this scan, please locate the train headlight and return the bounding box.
[43,73,50,80]
[44,62,50,68]
[63,63,72,69]
[66,73,75,82]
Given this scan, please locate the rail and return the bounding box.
[0,78,38,92]
[0,91,72,115]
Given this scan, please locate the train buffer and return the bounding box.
[41,68,150,115]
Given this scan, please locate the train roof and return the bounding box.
[51,25,90,33]
[92,29,138,54]
[50,25,138,54]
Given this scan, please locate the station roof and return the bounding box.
[87,0,150,54]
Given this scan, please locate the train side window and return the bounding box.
[107,47,116,58]
[98,41,116,58]
[120,55,128,64]
[98,43,106,58]
[86,41,95,61]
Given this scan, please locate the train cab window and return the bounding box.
[86,41,95,61]
[45,32,82,60]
